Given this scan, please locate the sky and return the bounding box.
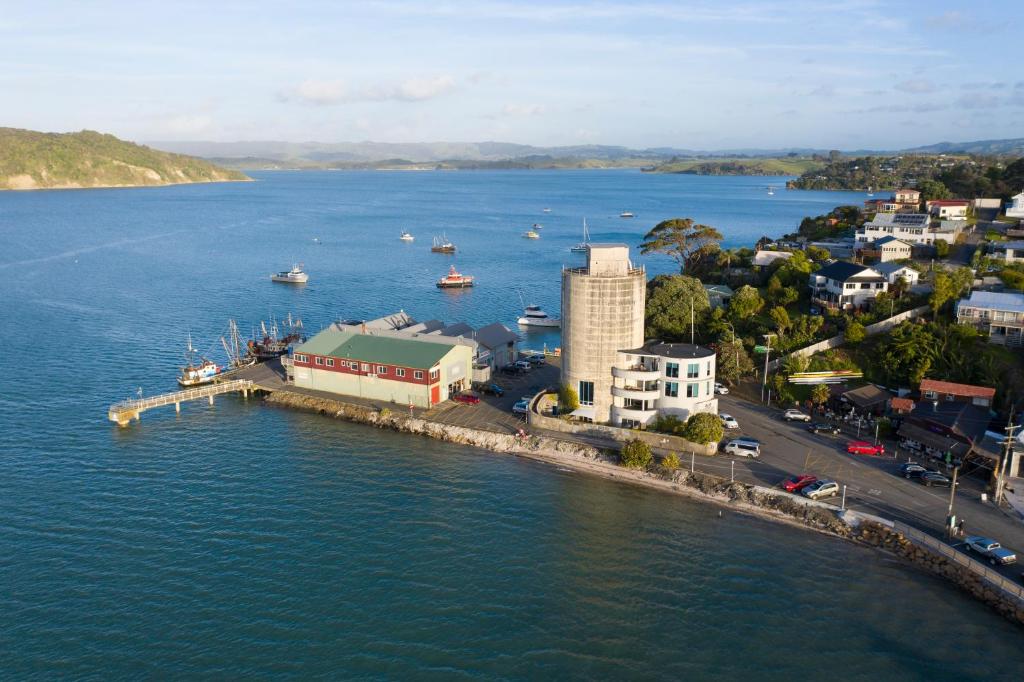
[1,0,1022,150]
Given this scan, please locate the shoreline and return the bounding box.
[0,177,252,192]
[262,387,1024,626]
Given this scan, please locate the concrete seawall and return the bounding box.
[262,387,1024,627]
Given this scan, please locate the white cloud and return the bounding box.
[280,75,457,106]
[293,79,347,105]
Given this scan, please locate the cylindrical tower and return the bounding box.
[561,244,645,423]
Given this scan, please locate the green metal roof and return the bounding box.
[296,329,456,369]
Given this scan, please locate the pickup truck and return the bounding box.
[964,536,1017,566]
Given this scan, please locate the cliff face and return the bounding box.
[0,128,250,190]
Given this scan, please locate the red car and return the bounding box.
[847,441,885,456]
[783,474,818,493]
[452,392,481,405]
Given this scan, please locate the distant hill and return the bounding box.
[901,138,1024,156]
[0,128,249,190]
[642,157,824,176]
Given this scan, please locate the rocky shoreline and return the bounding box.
[264,388,1024,627]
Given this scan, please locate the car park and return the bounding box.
[512,399,531,415]
[719,413,739,430]
[847,441,885,456]
[918,471,952,488]
[714,383,729,395]
[783,409,811,423]
[964,536,1017,565]
[523,354,546,366]
[802,480,840,500]
[453,392,481,405]
[722,439,760,458]
[782,474,817,493]
[808,422,840,435]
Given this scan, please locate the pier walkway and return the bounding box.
[107,379,255,427]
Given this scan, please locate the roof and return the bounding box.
[838,384,891,408]
[296,330,456,369]
[703,283,735,297]
[919,379,995,400]
[873,262,916,276]
[473,322,519,350]
[874,236,911,247]
[622,340,715,359]
[753,250,793,266]
[866,213,930,228]
[993,241,1024,251]
[890,397,915,412]
[907,401,993,449]
[958,290,1024,313]
[439,322,474,337]
[926,199,970,206]
[813,261,882,282]
[896,188,920,194]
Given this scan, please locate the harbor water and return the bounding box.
[1,170,1022,678]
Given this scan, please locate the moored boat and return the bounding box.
[248,314,306,360]
[619,211,635,218]
[517,304,560,327]
[436,265,475,288]
[271,264,308,283]
[178,334,222,387]
[570,217,591,253]
[431,234,456,253]
[522,229,540,239]
[400,230,414,241]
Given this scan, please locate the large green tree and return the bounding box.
[639,218,723,273]
[917,179,950,202]
[645,274,711,341]
[683,412,724,444]
[714,333,754,384]
[729,285,765,320]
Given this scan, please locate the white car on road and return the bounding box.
[783,409,812,423]
[719,413,739,430]
[722,439,760,458]
[714,382,729,395]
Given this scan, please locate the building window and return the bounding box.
[706,381,711,395]
[315,356,324,366]
[414,370,424,380]
[924,390,937,399]
[664,382,678,398]
[326,358,334,367]
[876,282,884,289]
[361,363,370,372]
[396,368,406,378]
[845,282,855,289]
[349,361,358,370]
[945,394,955,402]
[687,363,699,378]
[706,362,711,377]
[294,354,307,363]
[687,383,699,398]
[860,282,871,289]
[666,362,679,378]
[430,368,439,381]
[579,380,595,406]
[377,365,387,374]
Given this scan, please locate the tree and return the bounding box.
[929,272,957,319]
[620,438,653,469]
[776,286,800,307]
[805,245,831,262]
[639,218,724,273]
[845,320,866,344]
[811,383,831,407]
[890,275,909,299]
[558,384,579,411]
[934,239,950,259]
[682,412,724,444]
[645,274,711,341]
[729,285,764,320]
[714,334,754,384]
[769,306,791,334]
[917,179,950,202]
[662,452,681,470]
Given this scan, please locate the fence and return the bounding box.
[893,521,1024,603]
[767,305,929,371]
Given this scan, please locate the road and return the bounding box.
[716,393,1024,580]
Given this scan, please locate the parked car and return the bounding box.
[899,462,929,479]
[722,439,760,458]
[512,398,531,415]
[808,422,840,435]
[964,536,1017,566]
[847,441,885,456]
[453,392,481,405]
[475,383,505,396]
[714,382,729,395]
[501,364,524,375]
[783,474,818,493]
[783,409,812,423]
[523,354,546,366]
[802,480,840,500]
[719,413,740,430]
[513,360,532,372]
[918,471,952,487]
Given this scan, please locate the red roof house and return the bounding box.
[919,379,995,407]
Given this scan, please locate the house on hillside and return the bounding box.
[956,290,1024,347]
[873,262,919,286]
[703,283,734,309]
[873,236,913,262]
[752,250,793,268]
[990,240,1024,264]
[1006,191,1024,219]
[919,379,995,408]
[856,213,932,245]
[808,261,887,310]
[894,189,920,209]
[925,199,970,220]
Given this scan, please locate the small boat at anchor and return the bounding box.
[436,265,475,288]
[271,264,308,283]
[518,305,560,328]
[532,223,543,229]
[522,229,540,239]
[570,217,591,253]
[542,207,552,213]
[619,211,635,218]
[431,234,456,253]
[178,334,222,387]
[400,231,414,241]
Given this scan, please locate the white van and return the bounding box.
[723,439,760,458]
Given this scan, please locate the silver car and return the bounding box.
[964,536,1017,565]
[783,409,812,423]
[723,439,760,458]
[802,480,839,500]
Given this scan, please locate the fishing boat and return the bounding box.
[436,265,475,288]
[619,211,635,218]
[867,186,874,197]
[248,314,306,360]
[431,234,456,253]
[178,334,222,387]
[517,304,560,328]
[221,319,257,370]
[570,217,591,253]
[271,264,308,283]
[522,229,540,239]
[400,230,414,241]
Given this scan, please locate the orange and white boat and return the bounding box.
[436,265,475,289]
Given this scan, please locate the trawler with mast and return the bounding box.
[248,313,306,361]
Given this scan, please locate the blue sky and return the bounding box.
[2,1,1021,149]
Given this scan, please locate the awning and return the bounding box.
[570,407,596,420]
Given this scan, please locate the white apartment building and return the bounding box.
[809,261,888,310]
[1007,191,1024,219]
[856,213,933,245]
[610,342,718,429]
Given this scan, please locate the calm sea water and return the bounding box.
[1,171,1021,678]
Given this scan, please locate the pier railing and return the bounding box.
[108,379,254,426]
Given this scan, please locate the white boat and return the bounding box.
[177,334,222,387]
[619,211,635,218]
[271,264,308,283]
[532,223,543,229]
[518,304,560,327]
[570,217,590,253]
[431,234,456,253]
[542,207,552,213]
[522,230,540,239]
[767,186,775,196]
[400,230,414,241]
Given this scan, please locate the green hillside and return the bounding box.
[0,128,249,190]
[643,157,824,176]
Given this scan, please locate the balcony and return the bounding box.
[612,365,660,381]
[611,384,660,400]
[611,405,658,422]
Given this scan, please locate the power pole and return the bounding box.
[946,466,959,540]
[994,408,1018,506]
[760,333,775,403]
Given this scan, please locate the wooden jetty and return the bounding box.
[107,379,255,427]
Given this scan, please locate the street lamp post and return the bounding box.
[760,333,775,403]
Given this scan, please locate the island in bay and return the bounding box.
[0,127,249,191]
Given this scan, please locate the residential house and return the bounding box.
[808,261,887,310]
[925,199,970,220]
[919,379,995,408]
[873,236,913,262]
[956,290,1024,347]
[611,341,718,429]
[894,188,921,208]
[931,220,965,244]
[752,250,793,268]
[873,262,920,287]
[703,283,734,309]
[990,240,1024,264]
[856,213,932,245]
[1006,191,1024,219]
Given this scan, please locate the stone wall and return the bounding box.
[528,407,718,456]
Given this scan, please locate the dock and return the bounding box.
[107,379,255,427]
